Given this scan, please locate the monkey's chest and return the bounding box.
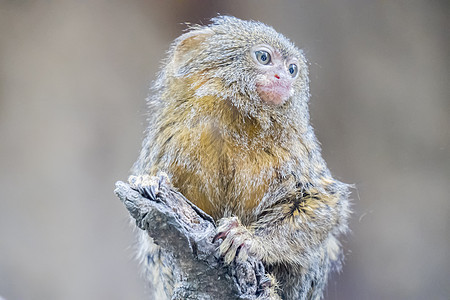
[169,135,290,222]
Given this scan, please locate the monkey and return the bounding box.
[129,16,350,300]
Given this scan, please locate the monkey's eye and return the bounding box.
[288,63,298,78]
[255,50,271,65]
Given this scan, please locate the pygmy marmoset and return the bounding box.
[130,16,350,300]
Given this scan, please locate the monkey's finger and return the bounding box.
[142,185,157,200]
[213,231,228,243]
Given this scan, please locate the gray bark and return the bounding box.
[114,178,274,299]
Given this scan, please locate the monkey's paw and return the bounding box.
[128,172,171,200]
[213,217,260,265]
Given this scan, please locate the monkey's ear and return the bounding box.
[171,28,214,76]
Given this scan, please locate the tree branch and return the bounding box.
[114,176,274,299]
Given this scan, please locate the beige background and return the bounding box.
[0,1,449,299]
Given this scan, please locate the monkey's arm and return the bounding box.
[216,177,349,268]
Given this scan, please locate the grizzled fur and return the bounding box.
[132,16,350,299]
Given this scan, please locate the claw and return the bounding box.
[127,174,169,201]
[259,276,272,289]
[214,217,256,265]
[213,230,229,243]
[128,175,138,187]
[157,171,171,187]
[143,185,157,200]
[236,241,250,261]
[213,216,239,243]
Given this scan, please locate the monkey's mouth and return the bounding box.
[256,82,292,106]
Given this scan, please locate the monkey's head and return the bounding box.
[157,16,310,128]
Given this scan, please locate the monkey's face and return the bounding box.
[250,44,299,106]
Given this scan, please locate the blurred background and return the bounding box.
[0,1,448,299]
